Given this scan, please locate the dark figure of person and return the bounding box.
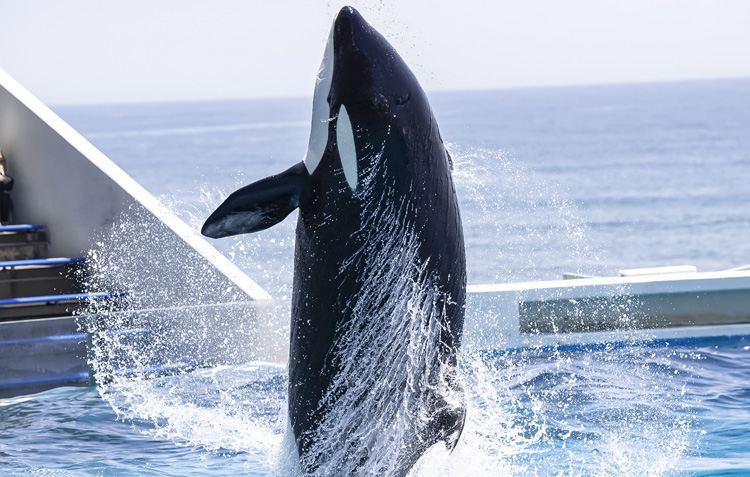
[0,150,14,225]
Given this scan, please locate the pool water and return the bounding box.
[2,336,749,475]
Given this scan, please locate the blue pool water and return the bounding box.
[2,337,749,475]
[2,79,750,475]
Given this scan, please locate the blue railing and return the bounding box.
[0,372,90,389]
[0,292,111,307]
[0,257,85,269]
[0,224,45,232]
[0,329,150,347]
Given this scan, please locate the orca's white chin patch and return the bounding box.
[303,22,335,175]
[336,105,358,191]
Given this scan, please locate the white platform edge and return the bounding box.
[466,271,750,350]
[0,66,271,301]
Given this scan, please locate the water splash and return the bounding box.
[296,228,462,475]
[163,184,297,304]
[100,363,288,466]
[79,147,698,475]
[403,343,699,476]
[78,202,288,471]
[449,143,607,284]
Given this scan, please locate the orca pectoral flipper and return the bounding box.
[201,161,308,238]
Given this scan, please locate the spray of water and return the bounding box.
[80,145,697,475]
[78,204,288,467]
[449,143,607,284]
[422,345,698,476]
[436,146,696,475]
[299,219,460,474]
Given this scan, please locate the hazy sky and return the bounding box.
[2,0,749,105]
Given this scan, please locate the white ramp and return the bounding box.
[0,66,270,301]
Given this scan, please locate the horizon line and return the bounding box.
[49,75,750,108]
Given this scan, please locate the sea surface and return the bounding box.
[2,79,750,475]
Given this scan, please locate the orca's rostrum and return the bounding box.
[202,6,466,474]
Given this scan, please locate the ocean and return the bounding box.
[1,78,749,475]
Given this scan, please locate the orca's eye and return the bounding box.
[336,104,358,191]
[395,91,410,106]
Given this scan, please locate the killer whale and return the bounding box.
[203,6,466,474]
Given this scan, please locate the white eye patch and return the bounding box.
[336,104,358,191]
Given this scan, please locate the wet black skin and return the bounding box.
[202,6,466,473]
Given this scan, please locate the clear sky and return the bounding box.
[2,0,749,105]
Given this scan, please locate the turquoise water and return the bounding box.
[2,79,750,474]
[2,337,749,475]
